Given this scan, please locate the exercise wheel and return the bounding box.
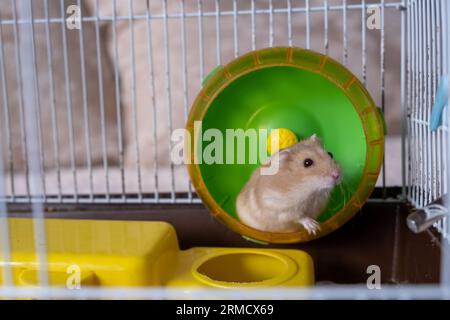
[186,47,385,244]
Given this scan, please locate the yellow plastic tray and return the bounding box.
[0,219,314,288]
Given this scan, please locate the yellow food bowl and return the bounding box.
[267,128,299,155]
[0,219,314,288]
[170,248,313,288]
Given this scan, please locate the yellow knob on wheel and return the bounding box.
[267,128,299,155]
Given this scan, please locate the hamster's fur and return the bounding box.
[236,135,341,235]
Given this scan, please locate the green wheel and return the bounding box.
[187,47,385,243]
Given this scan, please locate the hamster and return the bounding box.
[236,134,341,235]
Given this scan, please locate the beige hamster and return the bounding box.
[236,135,341,235]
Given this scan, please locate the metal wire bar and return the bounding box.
[163,0,176,202]
[251,0,256,50]
[437,0,444,201]
[425,0,433,205]
[0,14,15,200]
[269,0,274,48]
[418,0,425,207]
[400,0,407,200]
[421,0,429,206]
[28,1,47,200]
[422,0,429,206]
[443,0,450,281]
[77,0,94,201]
[287,0,293,47]
[233,0,239,57]
[380,0,386,195]
[180,0,194,202]
[94,0,111,201]
[324,0,329,55]
[441,0,448,200]
[44,0,62,201]
[342,0,348,66]
[443,0,450,243]
[406,0,413,201]
[306,0,310,49]
[112,0,126,199]
[11,0,30,199]
[128,0,143,201]
[0,121,12,287]
[146,0,159,202]
[0,195,202,204]
[412,0,420,205]
[430,0,438,201]
[60,0,78,201]
[198,0,205,79]
[361,0,366,85]
[0,285,449,300]
[0,2,404,26]
[215,0,221,64]
[20,0,49,286]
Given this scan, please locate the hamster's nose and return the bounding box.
[332,171,341,182]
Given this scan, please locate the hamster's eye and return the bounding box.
[328,152,334,159]
[303,158,314,168]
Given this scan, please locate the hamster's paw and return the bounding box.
[298,218,321,235]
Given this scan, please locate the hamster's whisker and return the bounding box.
[338,183,349,207]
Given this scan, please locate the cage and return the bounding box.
[0,0,449,299]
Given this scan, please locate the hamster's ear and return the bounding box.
[309,134,323,145]
[275,148,293,168]
[262,148,292,168]
[278,148,292,162]
[301,134,321,146]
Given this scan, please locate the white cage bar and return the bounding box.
[406,0,449,241]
